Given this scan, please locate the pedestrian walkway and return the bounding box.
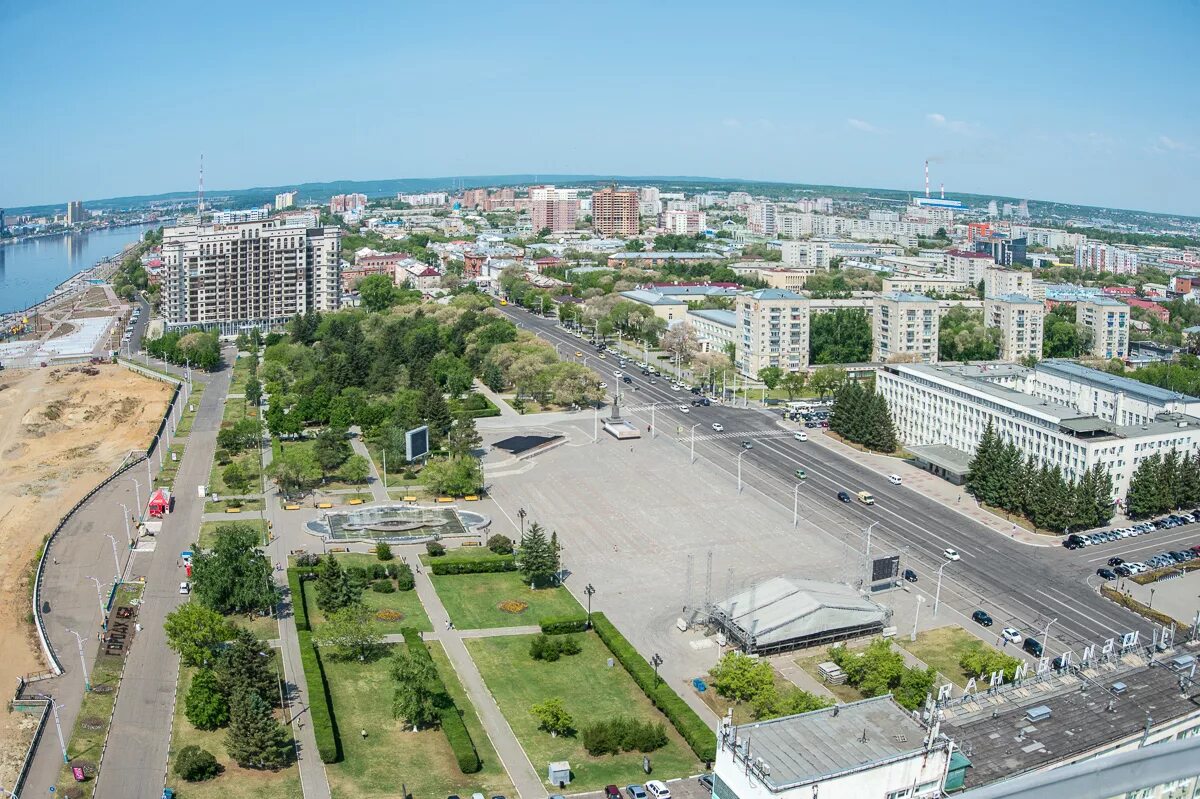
[473,378,521,419]
[348,432,389,503]
[413,571,545,799]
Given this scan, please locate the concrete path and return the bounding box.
[349,432,390,502]
[379,624,542,645]
[96,361,232,799]
[473,379,520,419]
[413,570,545,799]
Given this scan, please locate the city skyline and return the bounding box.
[2,1,1199,216]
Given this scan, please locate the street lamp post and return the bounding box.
[651,653,663,686]
[690,423,700,464]
[736,450,749,494]
[911,595,925,642]
[1040,617,1057,653]
[793,483,803,527]
[594,404,599,443]
[933,561,953,617]
[382,449,388,490]
[105,534,122,584]
[585,583,596,629]
[518,507,527,536]
[130,478,142,518]
[119,502,132,546]
[66,628,91,691]
[51,698,69,764]
[146,455,152,488]
[87,576,107,630]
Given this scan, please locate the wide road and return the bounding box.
[499,303,1156,655]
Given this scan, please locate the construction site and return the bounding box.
[0,283,137,370]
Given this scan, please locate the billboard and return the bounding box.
[870,554,901,589]
[405,425,430,461]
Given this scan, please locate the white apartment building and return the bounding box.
[160,218,341,336]
[1077,295,1130,359]
[638,186,662,216]
[873,292,940,364]
[661,209,707,235]
[883,274,971,295]
[748,202,778,236]
[211,208,269,224]
[944,249,995,285]
[1076,241,1140,275]
[1011,226,1086,250]
[274,191,297,210]
[736,289,810,375]
[727,191,752,206]
[397,192,449,207]
[714,697,951,799]
[878,360,1200,501]
[781,239,904,268]
[982,267,1033,298]
[686,308,737,354]
[985,294,1044,362]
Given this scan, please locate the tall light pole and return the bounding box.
[130,478,142,519]
[736,450,749,494]
[145,454,152,488]
[1040,617,1057,653]
[585,583,596,629]
[517,507,527,536]
[105,534,122,584]
[51,698,69,764]
[933,561,953,617]
[651,653,663,686]
[690,423,700,464]
[910,595,925,642]
[594,404,600,443]
[793,483,803,527]
[863,521,879,582]
[65,628,91,691]
[119,502,132,546]
[382,448,388,490]
[87,576,108,630]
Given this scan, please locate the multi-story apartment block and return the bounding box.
[160,218,341,336]
[638,186,662,216]
[330,193,367,214]
[873,292,939,363]
[748,202,778,236]
[66,200,85,224]
[591,186,640,236]
[661,209,706,235]
[398,192,449,207]
[1076,241,1140,275]
[735,289,810,375]
[274,191,297,210]
[973,234,1028,266]
[985,294,1043,362]
[1077,295,1130,360]
[529,185,578,232]
[686,308,737,353]
[945,248,996,285]
[877,359,1200,497]
[983,267,1033,298]
[211,208,269,224]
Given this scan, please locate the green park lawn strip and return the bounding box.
[432,572,582,629]
[205,497,266,514]
[419,546,500,566]
[426,641,513,790]
[897,626,1009,688]
[166,662,300,799]
[197,519,269,550]
[304,553,432,633]
[175,383,206,436]
[207,451,264,496]
[222,396,249,423]
[323,647,512,799]
[467,633,699,791]
[155,442,188,491]
[229,355,255,395]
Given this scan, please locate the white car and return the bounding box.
[888,474,902,485]
[179,581,191,595]
[680,407,690,413]
[712,423,724,432]
[645,781,671,799]
[599,382,608,389]
[942,548,960,561]
[613,370,622,377]
[1001,627,1023,644]
[671,385,681,392]
[793,431,808,441]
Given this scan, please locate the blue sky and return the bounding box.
[2,0,1198,216]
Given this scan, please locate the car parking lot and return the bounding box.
[1063,512,1200,580]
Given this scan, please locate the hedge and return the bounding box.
[591,612,715,763]
[400,629,482,773]
[429,554,516,575]
[292,571,340,762]
[540,615,589,635]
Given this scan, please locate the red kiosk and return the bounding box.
[147,488,171,518]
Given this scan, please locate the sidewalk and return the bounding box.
[348,431,389,502]
[413,571,545,799]
[473,379,520,419]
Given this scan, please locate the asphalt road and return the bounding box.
[499,304,1155,653]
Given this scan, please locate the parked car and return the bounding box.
[1096,568,1117,580]
[179,581,190,595]
[698,775,714,792]
[645,781,671,799]
[972,610,993,627]
[605,786,622,799]
[1002,627,1023,644]
[627,786,648,799]
[1108,557,1125,567]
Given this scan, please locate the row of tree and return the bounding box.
[145,328,222,370]
[966,422,1114,532]
[1126,450,1200,519]
[829,381,899,453]
[708,651,832,721]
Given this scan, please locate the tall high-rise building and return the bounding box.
[591,186,640,236]
[638,186,662,216]
[529,185,578,232]
[1076,295,1130,360]
[748,202,777,236]
[330,194,367,214]
[735,289,810,376]
[985,294,1044,362]
[160,218,341,335]
[274,191,297,210]
[1075,241,1139,275]
[873,292,939,363]
[66,200,85,225]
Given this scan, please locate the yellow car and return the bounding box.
[575,351,583,357]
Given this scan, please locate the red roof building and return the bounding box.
[1122,296,1170,322]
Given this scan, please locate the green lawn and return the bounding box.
[468,634,700,790]
[419,546,500,566]
[793,650,867,705]
[166,663,300,799]
[229,355,256,396]
[897,626,1012,688]
[324,647,513,799]
[176,383,206,436]
[304,553,432,633]
[208,451,264,496]
[205,498,266,513]
[432,572,581,629]
[197,519,269,550]
[155,442,188,491]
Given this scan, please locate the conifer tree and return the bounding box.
[225,689,292,769]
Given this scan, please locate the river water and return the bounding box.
[0,224,156,314]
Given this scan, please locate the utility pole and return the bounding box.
[51,698,69,764]
[119,502,132,546]
[793,483,803,527]
[911,595,925,642]
[66,628,91,691]
[934,561,953,617]
[737,450,749,494]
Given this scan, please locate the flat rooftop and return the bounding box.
[726,695,935,788]
[1036,359,1200,405]
[943,659,1200,790]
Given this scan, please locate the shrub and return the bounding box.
[487,534,514,555]
[184,668,229,730]
[581,717,668,756]
[345,566,367,581]
[384,563,399,579]
[540,615,588,635]
[287,568,310,632]
[395,562,415,591]
[399,629,481,773]
[295,552,321,567]
[530,634,582,662]
[375,541,394,561]
[368,563,388,580]
[530,697,574,736]
[426,541,446,557]
[292,575,340,762]
[429,554,515,575]
[371,579,396,594]
[591,612,716,762]
[175,745,221,781]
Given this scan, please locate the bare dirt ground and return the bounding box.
[0,364,169,773]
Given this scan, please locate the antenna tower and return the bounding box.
[198,153,205,220]
[924,160,930,198]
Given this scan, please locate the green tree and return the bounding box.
[960,649,1022,682]
[809,308,872,364]
[216,627,279,706]
[1126,453,1164,518]
[342,453,371,486]
[245,376,263,408]
[375,541,394,561]
[391,647,441,729]
[966,422,1000,505]
[164,604,233,667]
[809,366,847,399]
[518,522,557,587]
[269,445,321,496]
[314,554,360,613]
[530,697,575,736]
[175,745,221,781]
[893,666,937,710]
[447,412,482,459]
[222,461,250,494]
[419,456,482,496]
[757,367,784,391]
[750,684,832,720]
[359,274,399,312]
[184,668,230,730]
[780,371,807,400]
[190,528,277,615]
[313,428,352,480]
[313,604,383,661]
[225,689,292,770]
[709,652,775,703]
[939,307,1000,362]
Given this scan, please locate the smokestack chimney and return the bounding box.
[925,160,930,198]
[940,183,945,200]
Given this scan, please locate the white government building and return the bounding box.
[877,359,1200,499]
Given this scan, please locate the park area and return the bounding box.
[432,571,582,629]
[305,553,432,633]
[897,626,1021,688]
[468,633,699,791]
